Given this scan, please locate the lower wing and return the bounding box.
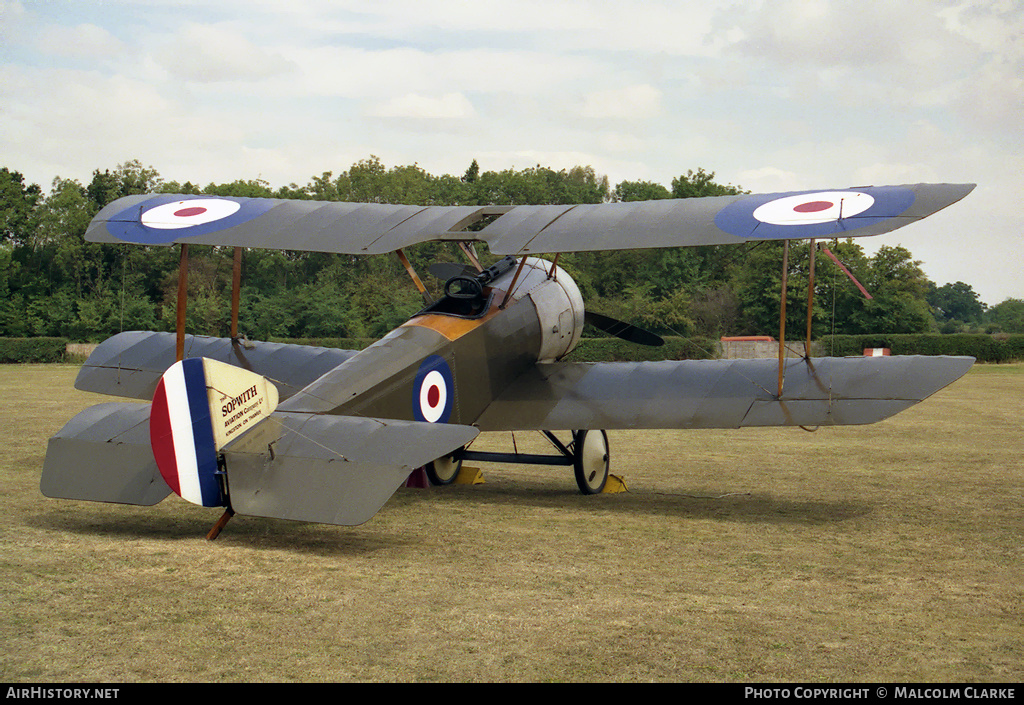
[473,355,974,431]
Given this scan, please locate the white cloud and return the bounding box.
[277,45,598,99]
[367,92,476,119]
[735,167,802,193]
[156,23,297,82]
[35,23,126,59]
[581,84,662,120]
[265,0,728,57]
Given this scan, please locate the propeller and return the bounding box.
[428,262,476,281]
[584,311,664,347]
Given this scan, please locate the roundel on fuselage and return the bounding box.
[413,355,454,423]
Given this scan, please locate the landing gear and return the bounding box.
[452,430,611,494]
[425,450,463,486]
[572,430,609,495]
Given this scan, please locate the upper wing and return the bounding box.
[472,355,975,431]
[85,183,974,256]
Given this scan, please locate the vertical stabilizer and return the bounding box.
[150,358,278,507]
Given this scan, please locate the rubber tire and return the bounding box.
[573,430,609,495]
[425,452,463,486]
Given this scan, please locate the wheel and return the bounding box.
[573,430,609,495]
[425,451,463,486]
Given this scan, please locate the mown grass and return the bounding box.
[1,363,1021,682]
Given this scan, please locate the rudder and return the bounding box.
[150,357,279,508]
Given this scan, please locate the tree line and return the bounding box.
[1,158,1019,343]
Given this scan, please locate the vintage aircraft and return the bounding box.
[41,182,976,533]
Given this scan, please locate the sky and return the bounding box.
[1,0,1021,305]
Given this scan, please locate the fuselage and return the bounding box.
[276,257,585,425]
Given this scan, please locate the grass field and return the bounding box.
[2,363,1021,682]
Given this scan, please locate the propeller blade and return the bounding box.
[428,262,476,281]
[584,311,665,347]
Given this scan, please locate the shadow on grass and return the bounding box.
[27,476,871,557]
[26,504,409,555]
[394,479,873,525]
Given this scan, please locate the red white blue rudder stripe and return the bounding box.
[150,357,280,508]
[151,358,223,507]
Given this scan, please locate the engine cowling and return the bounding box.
[505,257,586,363]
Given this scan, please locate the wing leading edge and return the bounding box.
[85,183,974,256]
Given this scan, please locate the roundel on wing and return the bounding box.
[714,185,916,240]
[141,198,242,229]
[413,355,454,424]
[104,195,276,245]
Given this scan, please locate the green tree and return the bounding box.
[613,179,671,202]
[201,179,274,198]
[0,168,42,245]
[927,281,985,331]
[86,159,162,210]
[731,239,924,337]
[986,298,1024,334]
[671,168,744,199]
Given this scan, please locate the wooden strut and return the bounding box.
[175,243,189,362]
[396,249,433,306]
[821,246,873,300]
[805,239,816,358]
[231,246,242,340]
[500,256,530,310]
[547,253,560,280]
[457,242,484,272]
[778,240,789,398]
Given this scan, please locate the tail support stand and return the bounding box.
[206,508,235,541]
[777,240,789,398]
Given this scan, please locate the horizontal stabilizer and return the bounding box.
[41,403,171,505]
[222,413,480,526]
[75,331,359,402]
[475,355,974,431]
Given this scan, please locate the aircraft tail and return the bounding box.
[151,356,480,525]
[42,355,479,526]
[149,357,279,508]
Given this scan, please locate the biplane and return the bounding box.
[41,182,976,535]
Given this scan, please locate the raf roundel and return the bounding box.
[713,185,916,241]
[141,199,242,230]
[103,195,276,245]
[413,356,454,424]
[752,191,874,226]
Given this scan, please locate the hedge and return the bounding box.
[564,336,716,362]
[272,335,716,362]
[5,333,1021,365]
[269,337,376,351]
[820,334,1024,363]
[0,338,70,363]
